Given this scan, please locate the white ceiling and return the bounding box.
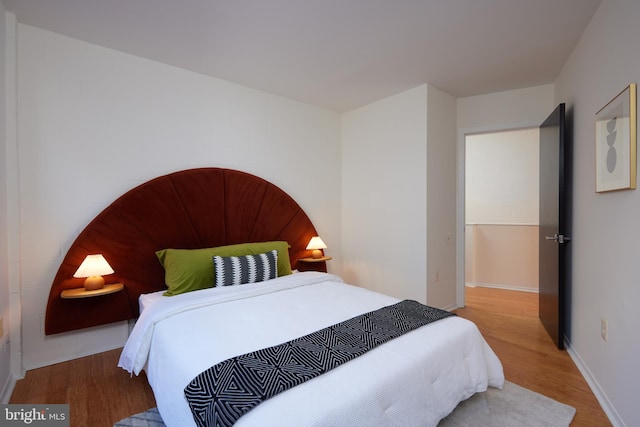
[3,0,601,112]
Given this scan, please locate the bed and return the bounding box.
[44,167,504,427]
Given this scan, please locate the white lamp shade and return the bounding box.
[306,236,327,250]
[306,236,327,259]
[73,254,115,278]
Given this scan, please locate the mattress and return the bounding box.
[119,271,504,427]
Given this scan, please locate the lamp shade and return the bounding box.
[306,237,327,259]
[73,254,114,290]
[73,254,114,278]
[306,236,327,250]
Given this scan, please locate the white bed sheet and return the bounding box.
[119,272,504,427]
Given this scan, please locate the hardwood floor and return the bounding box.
[10,286,611,426]
[455,285,611,427]
[9,349,156,427]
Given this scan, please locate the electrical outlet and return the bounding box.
[601,318,607,341]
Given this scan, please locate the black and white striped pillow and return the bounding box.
[213,250,278,287]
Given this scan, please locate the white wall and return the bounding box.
[14,24,342,370]
[1,6,20,405]
[458,85,555,131]
[0,0,10,403]
[554,1,640,425]
[341,85,428,303]
[426,86,457,309]
[341,84,457,309]
[465,129,539,225]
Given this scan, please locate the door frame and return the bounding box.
[456,121,543,307]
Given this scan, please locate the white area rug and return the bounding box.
[438,380,576,427]
[114,380,576,427]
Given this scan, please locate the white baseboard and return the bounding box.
[23,343,124,372]
[441,302,459,312]
[0,374,16,404]
[564,337,625,427]
[465,282,538,293]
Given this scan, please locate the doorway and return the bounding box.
[458,127,540,305]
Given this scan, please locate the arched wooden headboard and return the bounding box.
[45,168,323,335]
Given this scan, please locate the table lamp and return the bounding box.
[73,254,115,290]
[306,236,327,259]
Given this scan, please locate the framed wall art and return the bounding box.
[595,83,637,192]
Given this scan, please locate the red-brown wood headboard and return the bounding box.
[45,168,323,335]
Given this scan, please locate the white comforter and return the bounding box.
[119,272,504,427]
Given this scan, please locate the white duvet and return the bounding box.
[119,272,504,427]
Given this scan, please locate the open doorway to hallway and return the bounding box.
[464,128,540,304]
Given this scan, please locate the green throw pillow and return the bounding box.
[156,241,292,296]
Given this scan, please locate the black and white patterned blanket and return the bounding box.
[184,300,455,427]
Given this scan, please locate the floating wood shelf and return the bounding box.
[298,257,332,262]
[60,283,124,299]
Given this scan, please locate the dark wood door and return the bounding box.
[539,103,571,349]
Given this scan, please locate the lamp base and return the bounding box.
[84,275,105,291]
[311,249,323,259]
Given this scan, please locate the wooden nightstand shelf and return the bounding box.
[60,283,124,299]
[298,256,332,273]
[299,256,332,263]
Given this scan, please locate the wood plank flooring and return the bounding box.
[9,349,156,427]
[455,285,611,427]
[10,286,611,426]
